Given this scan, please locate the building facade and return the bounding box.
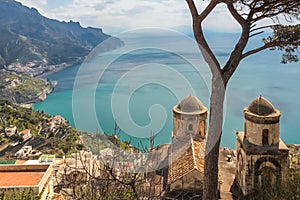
[236,96,289,196]
[168,96,207,193]
[172,96,208,140]
[0,164,53,200]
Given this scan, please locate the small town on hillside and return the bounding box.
[0,96,299,200]
[0,115,68,159]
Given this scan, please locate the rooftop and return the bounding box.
[0,164,51,188]
[174,95,207,115]
[168,135,205,184]
[246,96,277,116]
[20,129,31,134]
[0,171,45,187]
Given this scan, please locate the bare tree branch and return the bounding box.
[242,43,274,59]
[186,0,198,20]
[250,25,274,33]
[242,41,298,59]
[226,2,246,26]
[249,30,264,38]
[186,0,222,76]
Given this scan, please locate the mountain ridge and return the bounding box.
[0,0,124,76]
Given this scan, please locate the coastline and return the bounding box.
[19,80,58,109]
[36,62,80,79]
[31,41,124,106]
[25,61,82,108]
[3,37,125,108]
[0,68,60,108]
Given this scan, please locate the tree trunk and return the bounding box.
[203,74,226,200]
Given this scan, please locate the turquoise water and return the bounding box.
[33,30,300,149]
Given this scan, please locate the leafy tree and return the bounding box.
[186,0,299,199]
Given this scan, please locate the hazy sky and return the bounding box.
[17,0,241,35]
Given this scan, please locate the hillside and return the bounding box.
[0,99,136,159]
[0,99,81,157]
[0,69,55,104]
[0,0,124,76]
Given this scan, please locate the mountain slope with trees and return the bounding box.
[0,69,55,104]
[0,98,81,157]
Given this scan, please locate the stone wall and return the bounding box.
[172,112,207,140]
[244,118,280,146]
[236,132,289,196]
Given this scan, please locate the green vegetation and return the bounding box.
[0,0,123,70]
[50,126,81,156]
[0,99,46,135]
[0,160,15,164]
[0,98,81,156]
[79,131,110,154]
[0,70,53,104]
[0,188,38,200]
[287,144,300,169]
[247,170,300,200]
[80,131,137,155]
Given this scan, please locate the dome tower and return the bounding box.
[244,96,281,146]
[236,96,289,197]
[172,96,208,140]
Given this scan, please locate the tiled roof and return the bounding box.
[54,115,64,122]
[20,129,30,134]
[14,160,26,164]
[0,164,51,188]
[0,171,45,186]
[168,135,205,184]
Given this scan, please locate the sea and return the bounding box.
[33,29,300,150]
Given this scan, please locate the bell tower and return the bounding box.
[236,96,289,197]
[172,95,208,140]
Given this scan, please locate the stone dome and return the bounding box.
[177,96,206,113]
[247,96,276,116]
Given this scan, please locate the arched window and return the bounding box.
[188,124,193,131]
[260,167,276,187]
[262,129,269,145]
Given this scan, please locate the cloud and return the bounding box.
[17,0,49,16]
[17,0,48,7]
[202,4,241,32]
[17,0,241,34]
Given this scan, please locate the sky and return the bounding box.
[16,0,241,35]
